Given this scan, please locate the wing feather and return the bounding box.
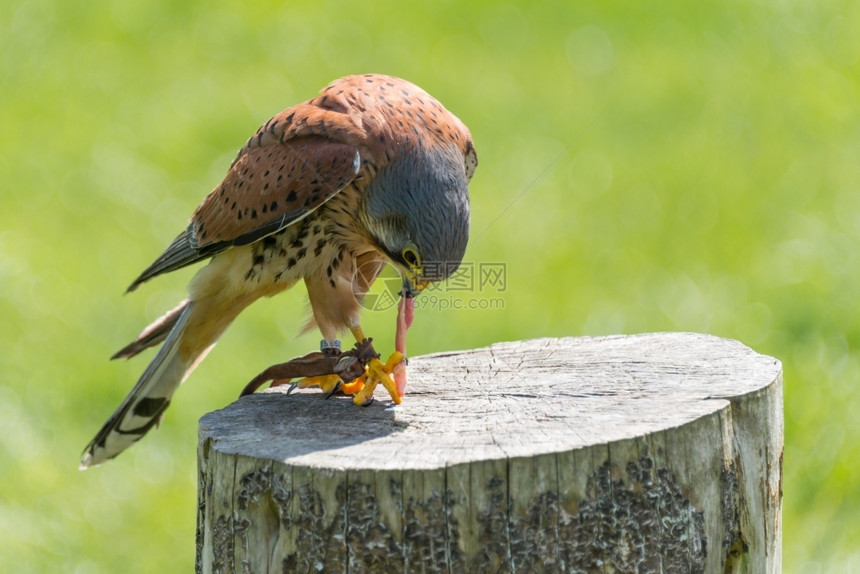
[127,104,362,290]
[191,135,360,250]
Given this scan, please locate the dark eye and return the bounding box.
[402,247,419,267]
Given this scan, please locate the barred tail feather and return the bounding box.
[110,299,190,360]
[81,301,211,468]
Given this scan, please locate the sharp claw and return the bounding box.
[325,380,344,399]
[359,396,374,407]
[286,383,298,395]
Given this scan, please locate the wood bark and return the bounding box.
[196,333,783,573]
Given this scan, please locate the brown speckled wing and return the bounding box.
[126,74,475,293]
[126,103,363,292]
[191,134,359,249]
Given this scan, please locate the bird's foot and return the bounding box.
[240,338,390,403]
[293,374,343,396]
[352,352,405,406]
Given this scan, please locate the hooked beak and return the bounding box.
[400,273,429,298]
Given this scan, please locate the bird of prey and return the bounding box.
[81,74,477,468]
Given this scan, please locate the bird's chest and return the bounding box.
[240,193,372,291]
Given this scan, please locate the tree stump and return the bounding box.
[196,333,782,573]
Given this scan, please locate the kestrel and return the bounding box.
[81,74,477,468]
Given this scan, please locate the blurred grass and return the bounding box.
[1,0,858,571]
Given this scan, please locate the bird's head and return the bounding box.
[360,143,472,298]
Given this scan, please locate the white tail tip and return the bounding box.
[79,452,94,470]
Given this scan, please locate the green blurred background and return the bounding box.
[1,0,857,571]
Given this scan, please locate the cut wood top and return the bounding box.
[198,332,781,470]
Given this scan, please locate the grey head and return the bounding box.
[360,142,471,286]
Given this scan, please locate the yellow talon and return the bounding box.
[290,351,404,402]
[352,353,405,406]
[384,351,405,371]
[347,326,406,405]
[296,374,342,395]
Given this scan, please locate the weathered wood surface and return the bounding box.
[196,333,783,573]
